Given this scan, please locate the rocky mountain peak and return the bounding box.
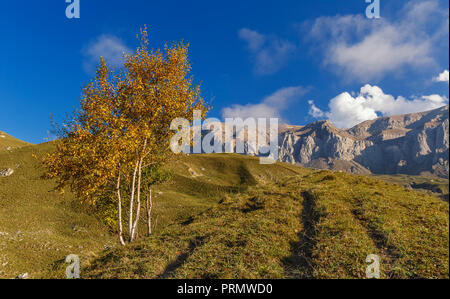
[279,105,449,177]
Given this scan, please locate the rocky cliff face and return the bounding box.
[278,105,449,177]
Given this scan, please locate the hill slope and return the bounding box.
[0,141,448,279]
[0,142,113,278]
[0,143,302,278]
[83,168,448,279]
[0,131,30,151]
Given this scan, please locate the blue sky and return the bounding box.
[0,0,448,143]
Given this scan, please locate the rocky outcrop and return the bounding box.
[0,168,14,177]
[278,105,449,177]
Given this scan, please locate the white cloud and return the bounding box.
[434,70,449,83]
[82,35,131,74]
[222,86,306,121]
[309,84,448,128]
[238,28,296,75]
[238,28,266,52]
[329,28,432,80]
[308,100,325,118]
[303,0,449,81]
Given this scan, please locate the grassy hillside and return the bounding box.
[0,144,301,278]
[0,131,30,151]
[0,141,448,279]
[0,143,113,279]
[83,169,448,279]
[374,174,449,202]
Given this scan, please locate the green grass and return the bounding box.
[84,189,303,279]
[285,172,449,278]
[84,170,449,279]
[0,130,30,151]
[0,139,448,279]
[0,143,303,278]
[0,143,113,279]
[374,174,449,201]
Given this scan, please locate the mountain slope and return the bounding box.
[0,142,302,278]
[0,131,30,151]
[83,169,448,279]
[0,133,448,279]
[279,105,449,177]
[0,142,113,278]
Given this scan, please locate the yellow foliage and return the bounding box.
[43,27,209,242]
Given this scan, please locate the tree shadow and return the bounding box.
[283,191,320,278]
[156,236,205,279]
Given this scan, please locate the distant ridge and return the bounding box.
[0,130,30,151]
[279,105,449,177]
[2,105,449,177]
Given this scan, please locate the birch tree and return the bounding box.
[44,27,208,244]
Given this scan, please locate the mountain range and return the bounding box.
[278,105,449,178]
[1,105,449,178]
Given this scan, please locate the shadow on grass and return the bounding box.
[283,191,320,278]
[156,236,206,279]
[241,196,265,214]
[351,200,400,278]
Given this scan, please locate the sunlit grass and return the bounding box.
[1,141,448,279]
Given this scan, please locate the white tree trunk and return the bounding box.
[128,161,139,242]
[130,140,147,242]
[131,157,143,241]
[146,187,152,236]
[116,174,126,246]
